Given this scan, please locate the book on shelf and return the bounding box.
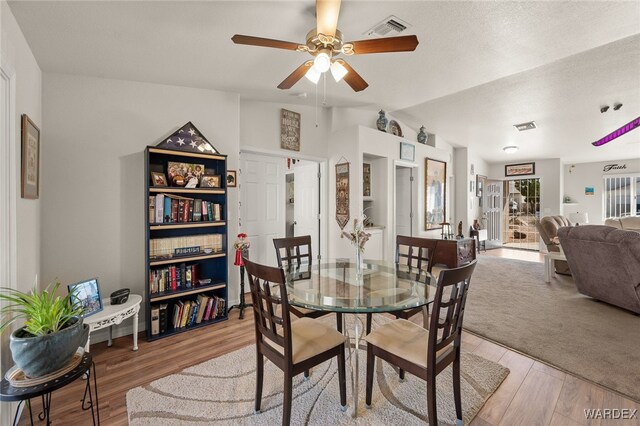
[167,294,226,330]
[149,263,201,294]
[149,234,224,260]
[151,306,160,335]
[148,192,222,225]
[159,303,168,334]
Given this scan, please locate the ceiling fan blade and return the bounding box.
[316,0,341,37]
[231,34,302,51]
[339,60,369,92]
[277,62,313,90]
[347,35,419,55]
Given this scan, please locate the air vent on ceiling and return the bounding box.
[514,121,537,131]
[364,15,411,37]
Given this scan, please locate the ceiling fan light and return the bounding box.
[503,146,518,154]
[330,61,348,82]
[313,52,331,73]
[305,66,321,84]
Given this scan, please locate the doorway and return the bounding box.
[240,153,320,266]
[502,178,541,250]
[395,165,414,237]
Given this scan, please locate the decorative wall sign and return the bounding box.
[335,162,350,229]
[505,162,535,176]
[592,116,640,147]
[425,157,447,230]
[603,163,627,172]
[400,142,415,161]
[363,163,371,197]
[156,121,218,154]
[21,114,40,199]
[280,109,300,151]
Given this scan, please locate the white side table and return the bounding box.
[84,294,142,351]
[544,252,567,283]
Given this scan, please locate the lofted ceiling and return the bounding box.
[8,1,640,163]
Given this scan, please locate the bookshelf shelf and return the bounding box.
[150,282,226,302]
[149,221,226,231]
[149,187,225,195]
[145,146,228,340]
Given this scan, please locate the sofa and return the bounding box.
[536,215,572,275]
[605,216,640,231]
[558,225,640,314]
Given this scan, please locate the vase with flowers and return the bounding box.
[341,215,371,281]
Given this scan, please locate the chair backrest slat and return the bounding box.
[274,236,313,268]
[244,258,293,360]
[428,260,477,361]
[396,235,438,274]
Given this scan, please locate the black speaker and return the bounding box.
[110,288,130,305]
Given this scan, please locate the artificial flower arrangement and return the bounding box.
[341,214,371,252]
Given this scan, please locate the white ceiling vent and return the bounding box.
[513,121,537,131]
[364,16,411,37]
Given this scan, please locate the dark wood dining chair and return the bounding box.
[273,236,342,333]
[364,260,477,425]
[244,258,347,426]
[365,235,438,334]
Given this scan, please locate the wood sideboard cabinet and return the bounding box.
[431,238,476,268]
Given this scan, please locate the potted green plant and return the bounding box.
[0,281,89,378]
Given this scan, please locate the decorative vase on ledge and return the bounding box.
[376,110,388,132]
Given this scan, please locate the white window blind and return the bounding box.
[603,175,639,220]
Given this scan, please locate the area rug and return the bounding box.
[464,256,640,402]
[127,316,509,425]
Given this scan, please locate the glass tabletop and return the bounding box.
[283,259,438,313]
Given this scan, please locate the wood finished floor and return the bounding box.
[17,248,640,425]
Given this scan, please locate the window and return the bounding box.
[603,175,640,220]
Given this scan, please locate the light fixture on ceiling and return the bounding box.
[304,66,321,84]
[330,61,348,82]
[313,50,331,73]
[503,146,518,154]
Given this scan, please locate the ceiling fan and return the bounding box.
[231,0,419,92]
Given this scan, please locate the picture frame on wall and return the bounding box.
[226,170,237,188]
[505,162,535,176]
[400,142,415,161]
[476,174,487,197]
[280,109,300,152]
[21,114,40,199]
[424,157,447,230]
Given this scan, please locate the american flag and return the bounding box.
[156,122,218,154]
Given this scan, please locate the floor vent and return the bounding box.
[364,16,411,37]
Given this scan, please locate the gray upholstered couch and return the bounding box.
[558,225,640,314]
[536,215,572,275]
[605,216,640,231]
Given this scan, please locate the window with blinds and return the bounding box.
[603,175,639,220]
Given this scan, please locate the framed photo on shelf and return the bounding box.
[150,171,168,187]
[21,114,40,199]
[200,174,221,188]
[68,278,103,318]
[505,162,535,177]
[226,170,237,188]
[400,142,415,161]
[167,161,204,187]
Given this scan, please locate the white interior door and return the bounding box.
[293,160,319,259]
[395,166,413,237]
[240,153,285,266]
[485,179,502,248]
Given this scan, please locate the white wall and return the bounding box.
[563,158,640,224]
[240,99,331,159]
[41,73,240,342]
[1,1,42,380]
[488,158,563,217]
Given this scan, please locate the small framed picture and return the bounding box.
[505,162,535,177]
[200,174,221,188]
[226,170,237,188]
[21,114,40,199]
[400,142,415,161]
[68,278,103,318]
[151,171,168,187]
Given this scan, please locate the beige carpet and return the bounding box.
[464,256,640,402]
[127,316,509,425]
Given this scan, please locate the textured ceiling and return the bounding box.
[7,1,640,163]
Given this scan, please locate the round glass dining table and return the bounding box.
[283,259,438,416]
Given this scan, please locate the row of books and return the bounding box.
[149,234,224,259]
[149,263,210,294]
[150,294,226,335]
[150,194,223,224]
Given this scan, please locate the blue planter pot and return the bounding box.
[9,316,89,378]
